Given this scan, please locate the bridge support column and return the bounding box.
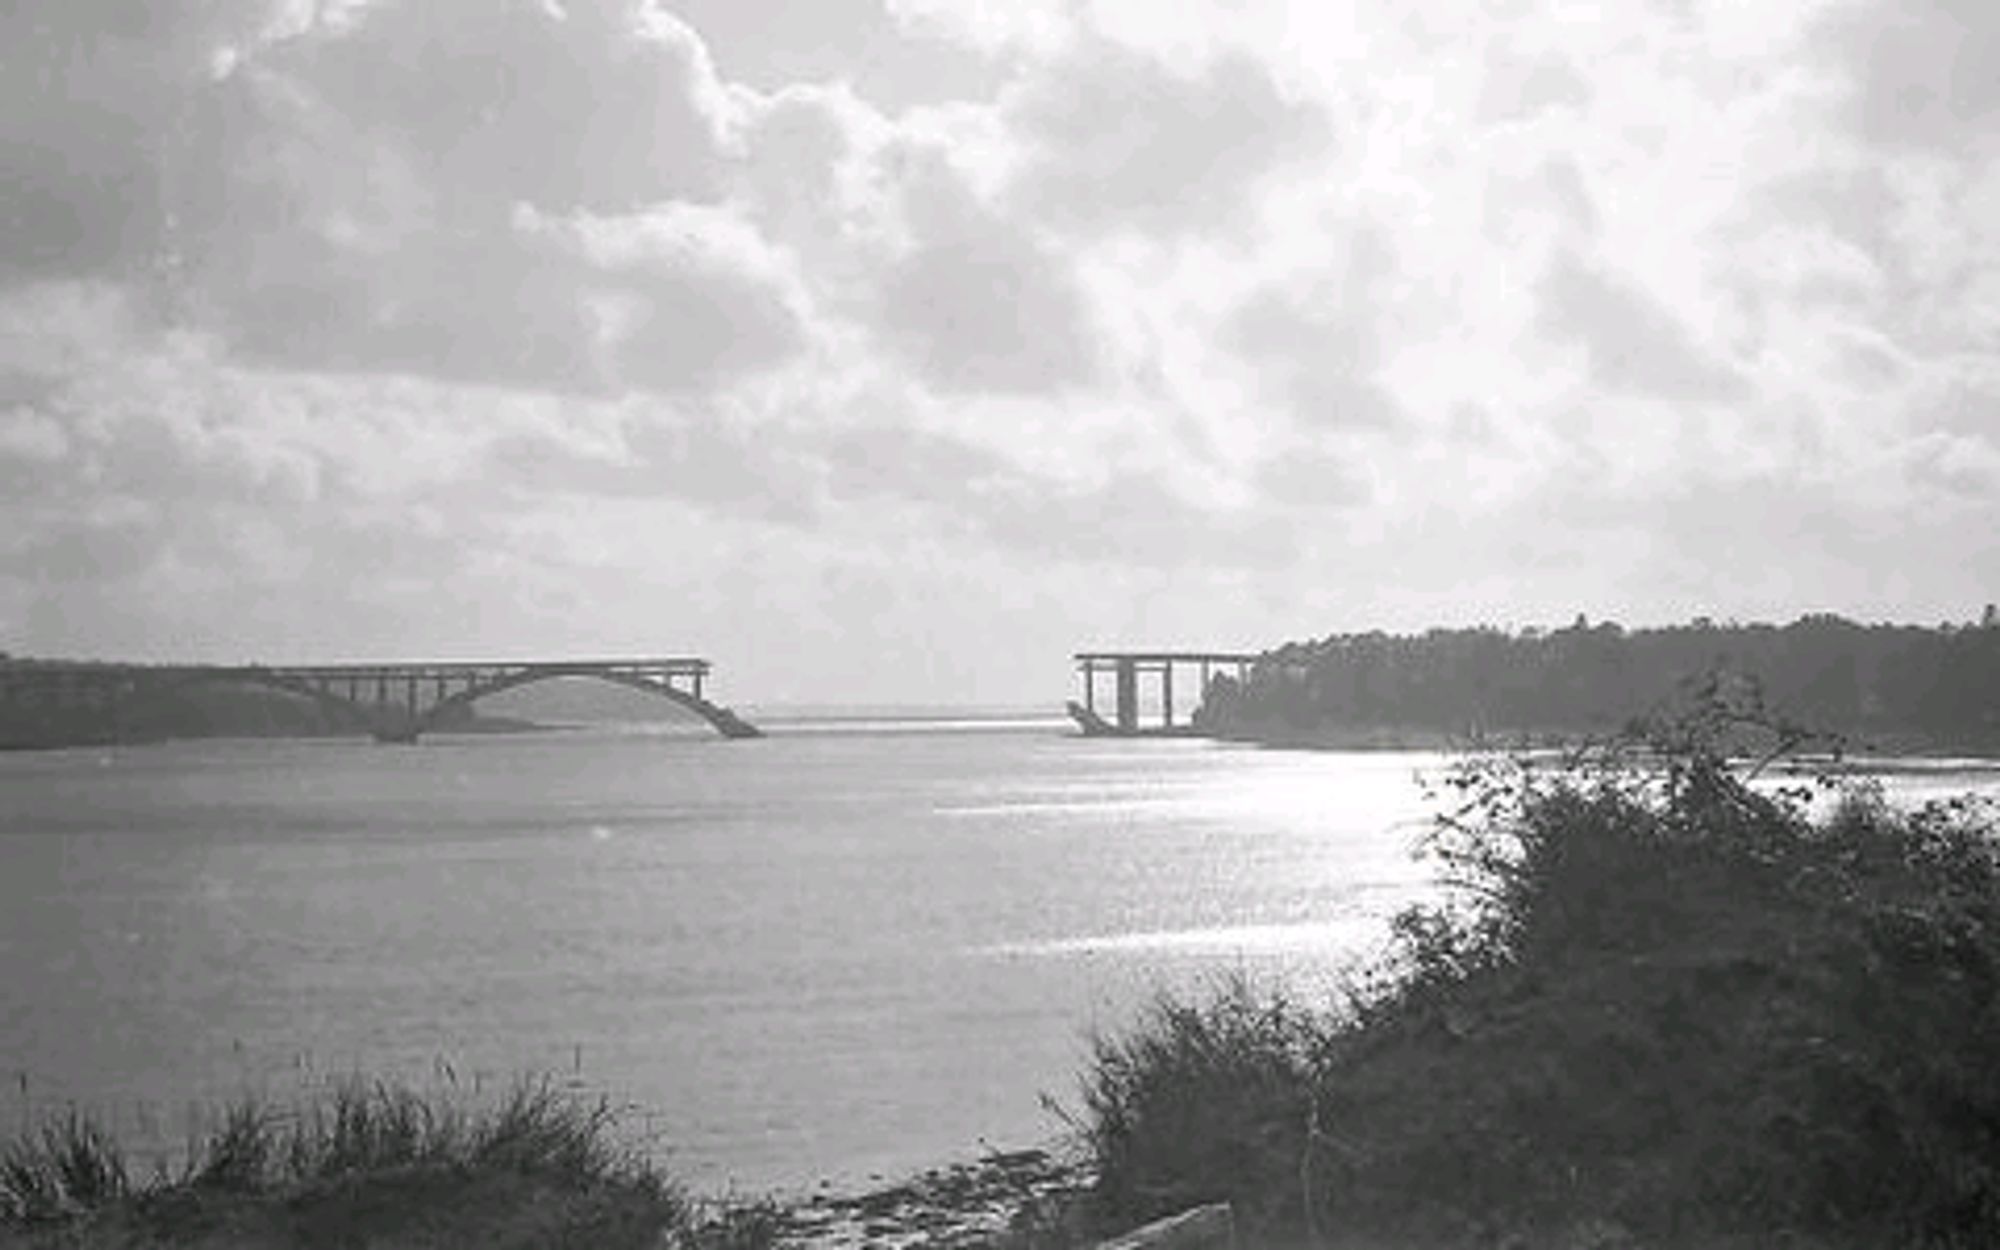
[1162,663,1174,727]
[1116,658,1138,733]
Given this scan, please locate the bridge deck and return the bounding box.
[1073,651,1259,665]
[4,658,711,678]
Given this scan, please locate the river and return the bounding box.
[2,716,1995,1192]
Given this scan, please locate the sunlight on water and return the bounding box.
[976,917,1394,957]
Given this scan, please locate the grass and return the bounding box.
[0,1078,735,1248]
[1063,690,2000,1248]
[0,1080,1081,1248]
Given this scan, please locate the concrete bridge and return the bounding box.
[1070,651,1257,737]
[0,657,761,745]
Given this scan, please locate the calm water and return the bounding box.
[3,719,1996,1192]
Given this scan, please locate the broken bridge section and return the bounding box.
[1069,651,1258,737]
[0,657,762,745]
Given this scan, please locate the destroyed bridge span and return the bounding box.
[1069,650,1259,737]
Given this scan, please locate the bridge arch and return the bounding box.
[417,666,760,740]
[113,661,760,743]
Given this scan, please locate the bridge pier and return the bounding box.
[1116,658,1138,732]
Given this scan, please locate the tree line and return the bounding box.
[1198,610,2000,747]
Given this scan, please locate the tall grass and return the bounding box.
[1,1112,130,1226]
[0,1077,698,1244]
[1068,691,2000,1247]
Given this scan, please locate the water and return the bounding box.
[2,720,1996,1192]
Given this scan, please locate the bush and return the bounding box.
[1074,693,2000,1247]
[1076,978,1325,1230]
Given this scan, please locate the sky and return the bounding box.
[2,0,1996,705]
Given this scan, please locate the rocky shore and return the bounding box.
[744,1149,1093,1248]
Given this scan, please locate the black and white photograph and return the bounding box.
[4,1,1999,1245]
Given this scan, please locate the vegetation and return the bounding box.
[0,1079,732,1249]
[0,1079,1092,1248]
[1198,610,2000,749]
[1071,691,2000,1247]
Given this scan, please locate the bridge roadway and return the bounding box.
[0,657,761,744]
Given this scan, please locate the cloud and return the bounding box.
[7,508,168,587]
[823,424,1013,505]
[0,1,270,285]
[1253,437,1375,512]
[884,0,1074,58]
[1479,47,1593,123]
[517,203,811,393]
[671,0,1005,107]
[1538,248,1751,402]
[1537,159,1600,238]
[1904,431,2000,501]
[873,216,1102,394]
[8,0,2000,695]
[1814,0,2000,154]
[248,0,738,213]
[1221,226,1406,429]
[1003,38,1330,237]
[817,422,1292,569]
[154,1,826,396]
[731,85,1088,403]
[4,0,814,397]
[974,472,1296,570]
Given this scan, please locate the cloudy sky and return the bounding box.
[3,0,1995,704]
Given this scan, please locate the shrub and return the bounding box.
[1076,977,1324,1230]
[1074,690,2000,1246]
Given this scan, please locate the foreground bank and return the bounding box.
[0,1093,1090,1248]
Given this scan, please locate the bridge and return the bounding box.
[1070,651,1258,737]
[0,657,761,745]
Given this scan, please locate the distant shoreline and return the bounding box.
[0,712,552,752]
[1197,717,2000,761]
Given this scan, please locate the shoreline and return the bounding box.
[751,1148,1092,1248]
[0,1088,1094,1250]
[1197,718,2000,761]
[0,713,557,752]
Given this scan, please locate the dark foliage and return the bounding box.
[1078,692,2000,1247]
[1198,611,2000,749]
